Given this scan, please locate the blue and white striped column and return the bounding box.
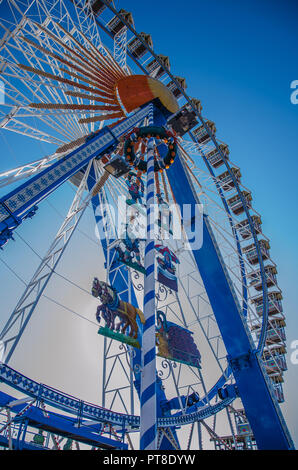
[140,106,157,450]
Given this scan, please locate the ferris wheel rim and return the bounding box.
[0,0,262,400]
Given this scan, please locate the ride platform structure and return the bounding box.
[0,0,294,452]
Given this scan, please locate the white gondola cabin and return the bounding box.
[218,167,241,192]
[235,215,262,240]
[227,190,252,216]
[248,265,277,291]
[203,143,229,168]
[106,9,134,36]
[264,356,287,375]
[271,377,285,403]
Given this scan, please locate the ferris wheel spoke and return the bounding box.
[113,26,129,72]
[0,65,83,141]
[180,142,253,324]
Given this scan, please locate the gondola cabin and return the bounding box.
[243,239,269,265]
[106,9,134,36]
[235,215,262,240]
[263,355,287,375]
[252,318,286,345]
[192,120,216,145]
[166,76,187,99]
[90,0,112,16]
[167,103,198,136]
[271,376,285,403]
[128,32,153,59]
[210,409,256,450]
[262,345,287,374]
[234,410,253,437]
[189,97,202,114]
[146,55,170,79]
[217,167,241,192]
[248,265,277,291]
[204,143,229,168]
[251,291,283,317]
[227,190,252,215]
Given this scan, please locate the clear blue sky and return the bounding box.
[0,0,297,447]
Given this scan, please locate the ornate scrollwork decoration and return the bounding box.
[157,358,175,381]
[131,269,144,291]
[123,346,138,370]
[133,363,142,374]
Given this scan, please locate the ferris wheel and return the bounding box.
[0,0,294,451]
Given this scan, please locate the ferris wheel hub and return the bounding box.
[115,75,179,115]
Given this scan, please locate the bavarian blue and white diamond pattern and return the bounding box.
[4,131,115,214]
[0,203,10,223]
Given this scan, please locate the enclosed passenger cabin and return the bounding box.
[218,167,241,192]
[251,291,283,317]
[268,370,284,385]
[248,265,277,291]
[166,76,187,99]
[189,98,202,114]
[243,239,270,265]
[204,143,229,168]
[127,32,153,59]
[235,215,262,240]
[271,376,285,403]
[106,9,134,36]
[146,55,170,79]
[90,0,112,16]
[192,120,216,145]
[227,190,252,216]
[252,318,286,345]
